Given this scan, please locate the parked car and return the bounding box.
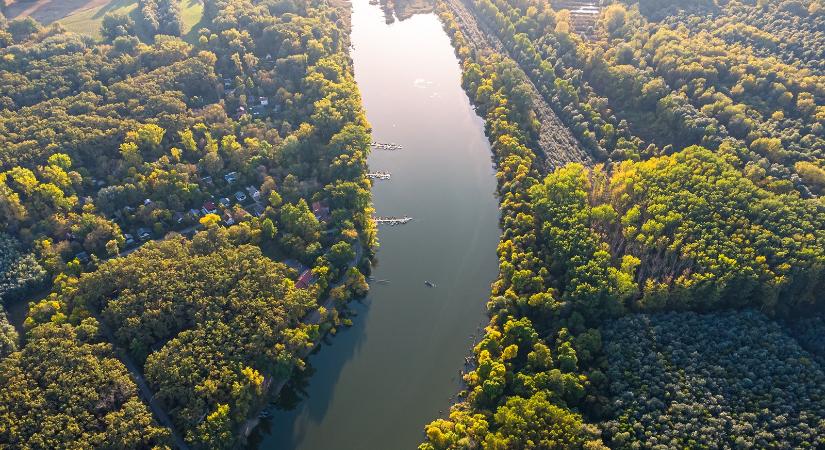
[124,234,135,246]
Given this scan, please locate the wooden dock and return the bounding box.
[371,141,403,150]
[373,216,412,226]
[367,171,391,180]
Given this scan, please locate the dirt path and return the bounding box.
[443,0,593,169]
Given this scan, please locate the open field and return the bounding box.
[180,0,204,34]
[3,0,203,38]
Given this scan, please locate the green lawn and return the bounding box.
[57,0,139,38]
[180,0,204,35]
[54,0,204,39]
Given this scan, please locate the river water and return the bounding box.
[254,0,500,448]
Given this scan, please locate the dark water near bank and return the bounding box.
[255,0,500,448]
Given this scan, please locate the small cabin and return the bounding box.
[202,201,217,215]
[296,269,314,289]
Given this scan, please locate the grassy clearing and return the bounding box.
[180,0,204,35]
[5,0,204,39]
[57,0,138,38]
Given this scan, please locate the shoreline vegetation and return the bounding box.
[0,0,376,447]
[0,0,822,448]
[419,0,824,448]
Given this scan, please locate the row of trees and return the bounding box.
[138,0,184,38]
[421,6,609,448]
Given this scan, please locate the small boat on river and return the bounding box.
[425,281,436,288]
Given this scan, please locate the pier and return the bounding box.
[371,141,403,150]
[373,216,413,226]
[367,171,391,180]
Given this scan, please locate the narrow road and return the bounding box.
[95,315,190,450]
[443,0,593,169]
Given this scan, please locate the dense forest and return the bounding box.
[0,0,374,447]
[420,0,825,448]
[0,0,823,447]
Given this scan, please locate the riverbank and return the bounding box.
[253,0,500,447]
[444,0,592,169]
[240,243,367,445]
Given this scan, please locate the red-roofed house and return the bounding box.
[202,201,217,215]
[296,269,314,289]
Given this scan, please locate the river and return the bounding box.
[253,0,500,448]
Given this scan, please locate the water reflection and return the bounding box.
[254,0,499,447]
[379,0,435,23]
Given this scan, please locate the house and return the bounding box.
[312,201,331,222]
[296,269,314,289]
[245,185,261,201]
[251,203,265,217]
[172,212,185,225]
[124,234,135,247]
[75,252,90,264]
[137,228,151,241]
[224,172,239,184]
[219,197,231,208]
[223,78,232,88]
[259,97,269,106]
[189,208,201,219]
[144,198,152,206]
[201,175,213,185]
[223,212,235,226]
[202,201,217,215]
[234,191,247,202]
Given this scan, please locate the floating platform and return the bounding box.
[367,171,391,180]
[373,216,412,226]
[371,141,403,150]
